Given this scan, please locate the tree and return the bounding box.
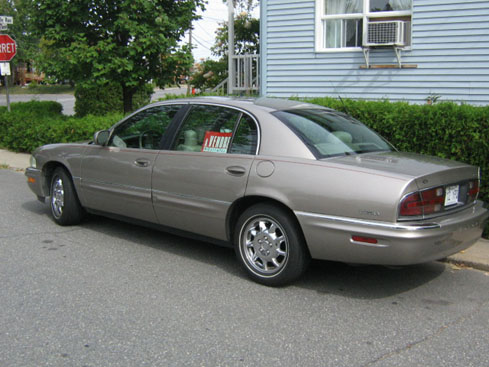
[211,12,259,59]
[28,0,204,113]
[190,59,228,91]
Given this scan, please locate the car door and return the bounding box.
[80,104,184,223]
[152,103,259,240]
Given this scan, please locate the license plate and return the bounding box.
[445,185,459,206]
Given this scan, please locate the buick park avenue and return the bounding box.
[26,98,488,286]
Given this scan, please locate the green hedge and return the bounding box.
[0,100,63,116]
[0,101,122,152]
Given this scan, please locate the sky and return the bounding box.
[185,0,259,61]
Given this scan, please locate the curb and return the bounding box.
[442,239,489,272]
[443,257,489,272]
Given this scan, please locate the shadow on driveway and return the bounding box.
[22,199,446,298]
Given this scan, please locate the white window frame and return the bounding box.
[315,0,412,52]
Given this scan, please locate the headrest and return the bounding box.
[326,131,353,144]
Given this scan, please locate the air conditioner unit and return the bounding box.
[365,21,407,47]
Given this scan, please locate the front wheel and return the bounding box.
[234,204,310,286]
[50,167,85,226]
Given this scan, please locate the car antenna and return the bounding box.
[338,94,350,115]
[328,80,350,115]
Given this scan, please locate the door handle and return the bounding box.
[134,158,150,167]
[226,166,246,176]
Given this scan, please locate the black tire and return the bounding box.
[50,167,85,226]
[234,204,310,286]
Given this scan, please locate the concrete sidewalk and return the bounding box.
[1,148,488,273]
[0,149,30,170]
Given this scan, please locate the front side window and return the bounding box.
[273,108,394,159]
[110,105,182,149]
[172,105,258,155]
[317,0,412,51]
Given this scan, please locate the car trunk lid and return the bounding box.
[325,152,478,185]
[324,152,480,220]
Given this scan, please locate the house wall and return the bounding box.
[260,0,489,105]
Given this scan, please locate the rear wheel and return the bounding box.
[234,204,310,286]
[50,167,84,226]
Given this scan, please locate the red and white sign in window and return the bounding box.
[202,131,232,153]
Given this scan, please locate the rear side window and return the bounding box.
[173,105,239,153]
[229,114,258,155]
[172,104,258,155]
[273,108,394,158]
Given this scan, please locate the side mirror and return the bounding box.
[93,130,110,146]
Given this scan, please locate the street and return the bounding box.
[0,86,187,115]
[1,168,488,367]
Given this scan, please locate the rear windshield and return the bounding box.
[273,108,394,159]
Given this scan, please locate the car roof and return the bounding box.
[155,96,333,113]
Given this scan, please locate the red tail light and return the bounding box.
[399,192,423,216]
[467,180,479,203]
[421,187,444,214]
[400,187,444,217]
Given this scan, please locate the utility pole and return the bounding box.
[227,0,234,95]
[187,26,192,95]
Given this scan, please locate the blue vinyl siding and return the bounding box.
[260,0,489,105]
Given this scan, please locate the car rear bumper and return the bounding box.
[295,201,489,265]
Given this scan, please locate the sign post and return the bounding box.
[0,62,10,111]
[0,32,16,112]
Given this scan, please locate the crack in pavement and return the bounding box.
[361,299,489,366]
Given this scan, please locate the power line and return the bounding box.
[193,34,213,47]
[192,35,212,50]
[195,22,214,38]
[200,15,226,22]
[192,32,213,45]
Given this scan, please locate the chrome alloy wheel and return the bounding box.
[51,177,65,219]
[240,215,289,276]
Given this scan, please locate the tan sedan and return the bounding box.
[26,98,489,286]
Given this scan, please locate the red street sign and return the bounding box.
[0,34,16,62]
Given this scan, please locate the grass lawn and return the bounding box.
[0,84,74,95]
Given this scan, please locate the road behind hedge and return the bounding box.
[0,87,187,116]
